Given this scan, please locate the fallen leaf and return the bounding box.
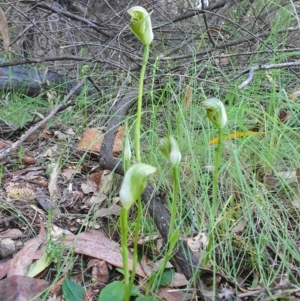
[0,228,22,239]
[48,161,60,198]
[27,252,52,277]
[184,85,193,110]
[49,277,64,295]
[65,230,145,277]
[288,89,300,101]
[21,156,37,165]
[61,167,81,180]
[88,259,109,285]
[187,230,208,258]
[170,273,189,287]
[209,131,264,145]
[0,275,48,301]
[140,256,173,277]
[8,234,46,277]
[89,171,103,185]
[81,179,97,194]
[97,170,114,195]
[95,202,121,217]
[232,219,247,233]
[0,7,9,54]
[77,128,104,152]
[158,287,193,301]
[112,126,124,157]
[0,140,10,150]
[0,260,10,280]
[85,195,107,207]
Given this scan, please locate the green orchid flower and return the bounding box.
[202,98,227,129]
[159,136,181,167]
[127,6,153,46]
[120,163,156,210]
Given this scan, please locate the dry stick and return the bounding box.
[201,0,217,47]
[99,91,200,281]
[0,81,83,160]
[237,61,300,89]
[26,1,115,38]
[164,27,299,67]
[163,0,235,57]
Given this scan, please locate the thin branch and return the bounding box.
[237,61,300,89]
[201,0,217,47]
[23,0,114,38]
[161,27,299,62]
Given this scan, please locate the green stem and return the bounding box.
[169,165,179,238]
[120,208,130,301]
[129,197,142,291]
[204,128,222,266]
[149,165,180,292]
[135,45,150,163]
[212,129,222,212]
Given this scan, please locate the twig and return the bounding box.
[23,0,114,38]
[164,0,235,57]
[237,61,300,89]
[201,0,217,47]
[163,27,299,67]
[0,81,83,159]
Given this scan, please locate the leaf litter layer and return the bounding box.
[0,0,300,300]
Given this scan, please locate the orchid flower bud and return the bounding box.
[159,136,181,167]
[127,6,153,46]
[202,98,227,129]
[120,163,156,210]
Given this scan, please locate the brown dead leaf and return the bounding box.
[8,234,46,277]
[140,256,173,277]
[65,230,146,277]
[48,161,59,198]
[0,7,9,54]
[43,145,58,157]
[21,156,37,165]
[49,277,64,295]
[0,140,10,150]
[187,230,208,258]
[158,287,193,301]
[85,195,107,207]
[88,259,109,285]
[77,128,104,152]
[89,171,103,185]
[112,126,124,157]
[81,179,97,194]
[61,167,81,180]
[278,110,291,123]
[232,219,247,233]
[0,260,10,280]
[170,273,189,287]
[0,275,48,301]
[0,228,22,239]
[288,90,300,101]
[95,200,121,217]
[97,170,114,195]
[184,85,193,110]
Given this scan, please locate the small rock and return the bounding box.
[0,238,16,258]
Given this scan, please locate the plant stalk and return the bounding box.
[204,128,222,266]
[120,208,130,301]
[135,45,149,163]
